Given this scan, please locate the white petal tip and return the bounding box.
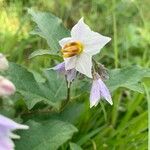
[90,104,94,108]
[18,125,29,130]
[79,17,84,22]
[107,99,113,105]
[90,101,99,108]
[109,101,113,105]
[104,37,111,44]
[107,37,111,42]
[23,125,29,129]
[90,105,94,108]
[10,133,20,139]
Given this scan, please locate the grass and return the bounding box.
[0,0,150,149]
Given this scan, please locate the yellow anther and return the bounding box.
[61,41,83,58]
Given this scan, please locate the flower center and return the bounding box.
[61,41,83,58]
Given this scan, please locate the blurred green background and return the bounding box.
[0,0,150,149]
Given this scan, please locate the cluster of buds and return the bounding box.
[0,53,28,150]
[52,18,113,107]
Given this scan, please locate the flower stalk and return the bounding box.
[60,78,72,111]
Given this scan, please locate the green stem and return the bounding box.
[60,80,71,111]
[112,0,118,68]
[66,82,71,102]
[111,89,121,127]
[0,98,3,106]
[132,0,146,27]
[143,83,150,150]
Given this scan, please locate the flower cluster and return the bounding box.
[0,53,29,150]
[53,18,113,107]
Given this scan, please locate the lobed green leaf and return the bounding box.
[15,120,78,150]
[28,9,70,52]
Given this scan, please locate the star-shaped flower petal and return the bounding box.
[0,115,29,150]
[59,18,111,78]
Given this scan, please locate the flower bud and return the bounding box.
[90,73,112,108]
[52,62,77,83]
[0,76,16,97]
[0,53,9,71]
[96,63,109,80]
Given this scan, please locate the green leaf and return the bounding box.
[30,26,45,38]
[71,78,90,98]
[29,49,63,61]
[21,102,85,125]
[7,63,49,109]
[107,65,150,92]
[41,69,67,103]
[70,142,83,150]
[28,9,70,52]
[15,120,78,150]
[7,63,66,109]
[123,83,144,93]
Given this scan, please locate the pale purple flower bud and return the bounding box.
[66,69,77,83]
[52,62,66,74]
[52,62,77,83]
[0,53,9,71]
[0,114,29,150]
[90,73,113,108]
[0,76,16,97]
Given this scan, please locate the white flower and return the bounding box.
[59,18,111,78]
[0,53,9,71]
